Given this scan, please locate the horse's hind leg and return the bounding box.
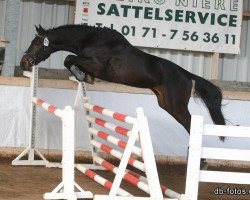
[153,83,208,169]
[167,101,191,133]
[152,82,192,133]
[167,86,208,169]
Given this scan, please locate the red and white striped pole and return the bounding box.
[32,97,63,118]
[76,165,131,197]
[84,103,136,124]
[93,156,151,194]
[127,171,181,199]
[86,115,134,138]
[91,140,145,172]
[88,127,142,157]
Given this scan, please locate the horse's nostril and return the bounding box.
[20,62,24,70]
[20,56,29,70]
[20,61,26,70]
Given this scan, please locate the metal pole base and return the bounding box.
[43,182,93,200]
[11,147,49,166]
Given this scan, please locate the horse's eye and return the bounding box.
[33,39,42,45]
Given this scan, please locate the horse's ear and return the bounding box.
[39,24,44,31]
[35,25,39,33]
[35,24,46,35]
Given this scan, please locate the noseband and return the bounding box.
[23,51,37,66]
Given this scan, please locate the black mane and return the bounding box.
[46,24,122,38]
[49,24,95,31]
[43,24,129,43]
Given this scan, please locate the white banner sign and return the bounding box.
[75,0,243,54]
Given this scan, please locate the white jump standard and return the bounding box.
[30,98,93,200]
[12,65,92,200]
[77,102,185,200]
[12,66,87,167]
[185,115,250,200]
[12,67,49,166]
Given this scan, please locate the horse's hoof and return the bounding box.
[200,159,208,170]
[70,65,85,82]
[84,74,94,84]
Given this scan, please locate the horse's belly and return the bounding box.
[106,69,155,88]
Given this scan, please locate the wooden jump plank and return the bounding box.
[1,76,250,100]
[202,147,250,161]
[200,170,250,185]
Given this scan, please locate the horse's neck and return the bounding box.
[52,30,81,54]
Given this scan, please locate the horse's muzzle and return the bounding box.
[20,54,33,71]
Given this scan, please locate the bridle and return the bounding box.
[24,34,50,66]
[23,51,38,66]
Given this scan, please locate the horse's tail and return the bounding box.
[190,74,226,128]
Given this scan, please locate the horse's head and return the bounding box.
[20,25,53,71]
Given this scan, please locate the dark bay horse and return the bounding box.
[20,24,226,138]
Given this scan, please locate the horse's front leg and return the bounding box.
[64,55,85,81]
[64,55,94,84]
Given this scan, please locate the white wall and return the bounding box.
[0,0,6,36]
[1,85,250,156]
